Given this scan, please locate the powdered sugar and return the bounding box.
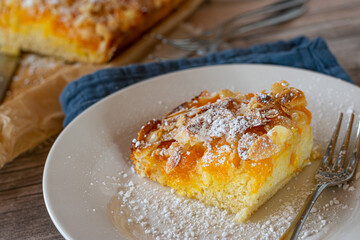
[22,0,34,7]
[108,166,357,239]
[238,133,258,160]
[185,97,273,149]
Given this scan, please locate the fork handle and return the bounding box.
[280,184,328,240]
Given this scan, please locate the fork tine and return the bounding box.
[322,112,343,168]
[346,118,360,176]
[152,34,202,50]
[153,0,307,54]
[225,5,306,42]
[216,0,306,37]
[156,38,204,51]
[333,113,355,171]
[281,112,359,240]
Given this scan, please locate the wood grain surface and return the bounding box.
[1,0,360,239]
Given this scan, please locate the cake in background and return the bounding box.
[0,0,186,63]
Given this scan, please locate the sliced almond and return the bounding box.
[247,134,279,161]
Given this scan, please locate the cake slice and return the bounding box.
[0,0,186,63]
[131,81,313,222]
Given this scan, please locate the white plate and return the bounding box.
[43,64,360,240]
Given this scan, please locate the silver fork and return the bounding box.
[153,0,306,56]
[281,112,360,240]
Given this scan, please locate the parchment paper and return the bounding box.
[0,0,204,168]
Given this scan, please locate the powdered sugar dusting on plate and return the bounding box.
[106,164,357,240]
[296,77,358,149]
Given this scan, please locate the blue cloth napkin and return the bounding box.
[60,36,352,126]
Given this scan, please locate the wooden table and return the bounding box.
[1,0,360,239]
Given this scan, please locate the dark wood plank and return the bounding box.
[191,0,360,85]
[0,145,63,240]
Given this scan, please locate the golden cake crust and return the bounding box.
[0,0,186,63]
[131,81,313,222]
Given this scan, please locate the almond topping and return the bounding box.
[247,134,279,161]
